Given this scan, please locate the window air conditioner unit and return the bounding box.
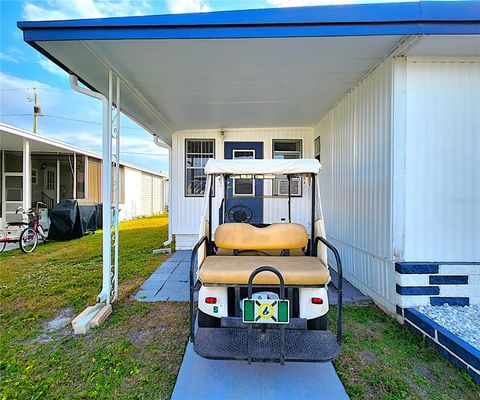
[275,177,301,196]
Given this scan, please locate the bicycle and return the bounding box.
[0,202,48,253]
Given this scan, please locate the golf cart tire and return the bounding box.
[308,315,328,331]
[198,310,221,328]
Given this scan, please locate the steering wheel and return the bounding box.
[228,205,253,223]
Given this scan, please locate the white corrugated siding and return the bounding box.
[140,172,153,216]
[315,58,396,311]
[124,167,142,220]
[152,175,164,214]
[171,128,314,236]
[124,167,165,219]
[404,59,480,262]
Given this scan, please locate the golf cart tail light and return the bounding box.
[205,297,217,304]
[311,297,323,304]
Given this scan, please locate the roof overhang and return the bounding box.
[18,2,480,145]
[0,123,166,177]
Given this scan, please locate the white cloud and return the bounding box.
[22,0,153,21]
[0,72,167,172]
[0,72,55,115]
[38,59,68,77]
[46,130,103,150]
[166,0,211,14]
[0,52,20,64]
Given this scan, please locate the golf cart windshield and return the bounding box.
[199,159,324,240]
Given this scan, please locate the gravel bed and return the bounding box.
[418,304,480,350]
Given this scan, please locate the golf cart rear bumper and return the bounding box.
[193,325,340,362]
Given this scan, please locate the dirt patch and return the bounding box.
[359,350,378,364]
[34,308,74,344]
[417,364,437,382]
[45,308,73,332]
[365,327,382,340]
[126,325,167,344]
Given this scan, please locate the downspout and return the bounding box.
[153,135,173,246]
[69,75,111,303]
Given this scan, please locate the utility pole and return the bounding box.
[30,88,41,134]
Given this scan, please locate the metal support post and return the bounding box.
[112,76,121,302]
[22,139,31,210]
[84,156,89,199]
[73,153,77,199]
[56,158,60,203]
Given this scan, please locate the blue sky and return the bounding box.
[0,0,422,175]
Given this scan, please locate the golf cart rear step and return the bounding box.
[194,327,340,362]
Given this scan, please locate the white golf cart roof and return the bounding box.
[204,159,321,175]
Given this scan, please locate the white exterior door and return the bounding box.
[3,173,24,223]
[44,167,56,203]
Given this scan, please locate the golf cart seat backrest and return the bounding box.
[214,223,308,254]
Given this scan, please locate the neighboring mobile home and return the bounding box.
[0,123,167,225]
[18,1,480,315]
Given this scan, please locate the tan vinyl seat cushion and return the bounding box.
[199,256,329,285]
[216,248,306,256]
[215,223,308,250]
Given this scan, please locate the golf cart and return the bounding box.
[189,158,343,364]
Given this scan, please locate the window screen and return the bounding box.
[185,139,215,196]
[233,149,255,196]
[272,140,302,196]
[273,140,302,159]
[314,136,321,162]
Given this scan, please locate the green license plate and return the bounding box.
[242,299,289,324]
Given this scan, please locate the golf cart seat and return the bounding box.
[214,222,308,256]
[202,222,328,285]
[215,223,308,255]
[199,256,330,285]
[215,248,306,256]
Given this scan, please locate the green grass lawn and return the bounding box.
[0,215,478,399]
[0,215,188,399]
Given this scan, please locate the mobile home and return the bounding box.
[18,1,480,316]
[0,123,167,225]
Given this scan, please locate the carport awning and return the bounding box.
[18,1,480,145]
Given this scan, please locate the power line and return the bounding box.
[120,152,168,156]
[1,113,146,132]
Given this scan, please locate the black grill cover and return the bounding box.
[47,199,102,241]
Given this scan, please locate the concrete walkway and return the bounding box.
[1,243,20,252]
[137,251,356,400]
[135,250,191,301]
[135,250,371,304]
[172,342,350,400]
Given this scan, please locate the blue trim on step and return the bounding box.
[437,330,480,371]
[395,263,439,274]
[396,285,439,295]
[430,297,470,306]
[429,275,468,285]
[403,308,437,337]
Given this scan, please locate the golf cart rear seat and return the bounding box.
[199,223,330,286]
[214,222,307,257]
[199,256,330,285]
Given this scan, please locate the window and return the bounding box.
[273,139,302,160]
[45,170,55,191]
[31,169,38,185]
[185,139,215,196]
[272,140,302,196]
[314,136,321,162]
[233,149,255,196]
